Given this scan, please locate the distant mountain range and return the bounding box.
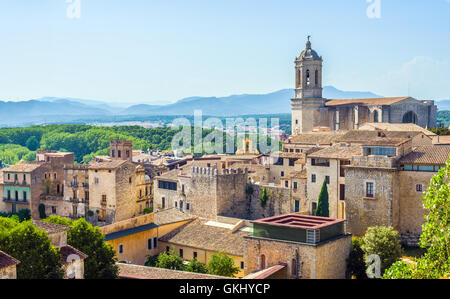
[0,86,447,127]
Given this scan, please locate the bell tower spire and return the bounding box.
[291,37,326,134]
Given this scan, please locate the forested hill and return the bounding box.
[0,125,179,165]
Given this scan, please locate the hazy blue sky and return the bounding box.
[0,0,449,104]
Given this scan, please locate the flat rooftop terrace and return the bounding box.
[251,214,345,230]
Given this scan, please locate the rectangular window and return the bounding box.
[148,239,152,250]
[416,184,423,192]
[325,176,330,184]
[289,159,296,167]
[366,182,375,198]
[158,180,177,191]
[193,252,198,259]
[293,182,298,190]
[162,197,166,209]
[285,181,289,188]
[179,249,183,258]
[186,203,190,210]
[281,171,284,177]
[95,178,99,184]
[241,261,244,269]
[340,184,345,201]
[153,237,158,249]
[311,174,316,183]
[295,200,300,213]
[52,206,56,214]
[119,244,124,254]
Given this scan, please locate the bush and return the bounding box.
[185,259,208,274]
[346,237,368,279]
[207,252,240,278]
[143,207,153,214]
[361,226,403,275]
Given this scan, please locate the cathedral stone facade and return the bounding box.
[291,38,437,135]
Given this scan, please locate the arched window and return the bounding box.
[402,111,418,124]
[374,110,379,123]
[315,70,319,86]
[260,254,266,269]
[306,70,310,86]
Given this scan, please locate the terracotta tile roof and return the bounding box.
[308,144,363,160]
[159,219,248,256]
[397,146,450,165]
[33,220,71,234]
[88,160,129,170]
[117,263,230,279]
[154,208,195,226]
[0,250,20,269]
[60,245,88,264]
[359,123,436,136]
[286,132,347,145]
[337,130,415,146]
[3,162,43,173]
[325,97,410,107]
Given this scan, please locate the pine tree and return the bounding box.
[315,180,330,217]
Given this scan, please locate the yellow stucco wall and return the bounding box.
[107,227,159,265]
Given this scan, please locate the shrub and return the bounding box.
[143,207,153,214]
[361,226,403,275]
[207,252,240,278]
[185,259,208,274]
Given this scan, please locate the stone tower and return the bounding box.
[110,140,133,161]
[291,37,326,134]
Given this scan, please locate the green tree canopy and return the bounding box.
[361,226,403,275]
[0,219,64,279]
[207,252,240,278]
[184,258,208,274]
[315,180,329,217]
[43,216,118,279]
[154,249,185,271]
[25,136,40,151]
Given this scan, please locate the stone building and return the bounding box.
[291,38,437,135]
[110,140,133,161]
[63,164,90,219]
[88,160,138,225]
[0,250,20,279]
[0,162,44,219]
[243,214,352,279]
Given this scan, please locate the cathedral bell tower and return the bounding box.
[291,37,325,134]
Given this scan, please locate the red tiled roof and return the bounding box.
[0,250,20,269]
[60,245,88,264]
[325,97,410,107]
[251,214,344,230]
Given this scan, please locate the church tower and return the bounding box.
[291,37,326,134]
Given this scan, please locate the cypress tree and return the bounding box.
[315,180,329,217]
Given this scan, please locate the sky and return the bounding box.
[0,0,449,105]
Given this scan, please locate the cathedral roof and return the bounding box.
[325,97,410,107]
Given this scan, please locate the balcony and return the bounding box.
[3,197,29,204]
[40,194,63,201]
[3,180,29,186]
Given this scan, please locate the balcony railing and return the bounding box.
[3,197,29,204]
[3,180,29,186]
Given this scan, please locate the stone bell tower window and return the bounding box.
[306,70,310,86]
